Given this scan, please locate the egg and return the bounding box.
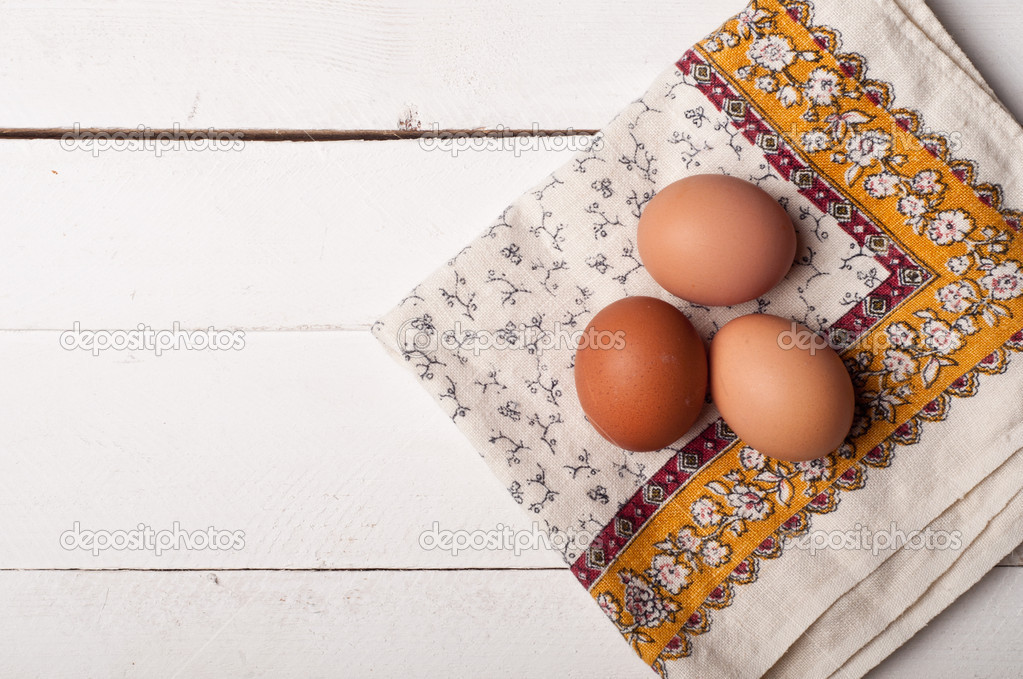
[574,296,707,452]
[638,175,797,306]
[709,314,854,462]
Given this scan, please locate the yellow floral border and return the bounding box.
[591,0,1023,665]
[650,335,1023,669]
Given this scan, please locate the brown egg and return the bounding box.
[638,175,797,306]
[574,296,707,452]
[710,314,854,462]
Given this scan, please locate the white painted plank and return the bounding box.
[2,3,1022,674]
[1,1,1021,130]
[5,324,1022,572]
[0,0,747,130]
[0,139,581,329]
[0,567,1020,678]
[0,569,654,678]
[0,329,563,569]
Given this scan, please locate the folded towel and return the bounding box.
[373,0,1023,675]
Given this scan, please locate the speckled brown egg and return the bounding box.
[574,296,707,452]
[709,313,855,462]
[638,175,797,306]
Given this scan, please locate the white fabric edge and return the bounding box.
[833,482,1023,677]
[894,0,1000,101]
[760,443,1023,678]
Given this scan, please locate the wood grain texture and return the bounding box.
[3,0,1023,676]
[0,329,564,569]
[1,0,1021,130]
[0,569,654,678]
[4,323,1021,571]
[1,134,1021,676]
[0,0,745,130]
[0,567,1018,678]
[0,139,580,329]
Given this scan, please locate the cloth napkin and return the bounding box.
[373,0,1023,675]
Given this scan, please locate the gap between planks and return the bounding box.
[0,128,599,142]
[0,567,568,572]
[0,567,1016,572]
[0,326,373,332]
[1,561,1018,572]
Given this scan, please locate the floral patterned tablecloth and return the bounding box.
[374,1,1023,676]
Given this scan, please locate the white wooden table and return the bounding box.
[2,1,1021,676]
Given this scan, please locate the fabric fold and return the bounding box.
[374,0,1023,675]
[766,445,1023,678]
